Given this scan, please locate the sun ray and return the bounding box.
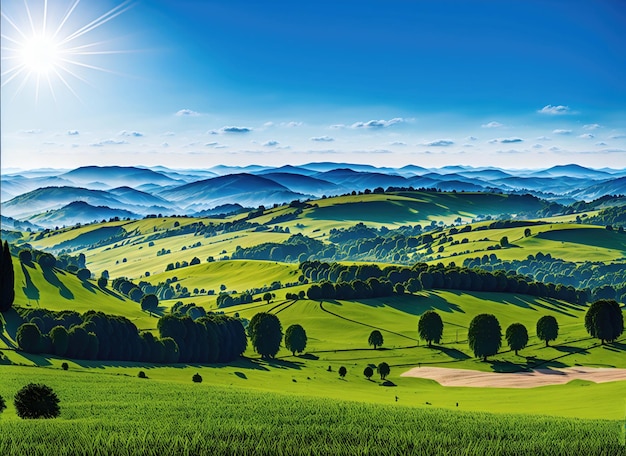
[1,0,131,102]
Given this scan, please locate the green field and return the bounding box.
[2,191,626,454]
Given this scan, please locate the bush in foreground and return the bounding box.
[14,383,60,419]
[138,371,147,379]
[192,373,202,383]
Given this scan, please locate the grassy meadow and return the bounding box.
[2,190,625,454]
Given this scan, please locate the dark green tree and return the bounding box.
[141,294,159,315]
[263,292,272,304]
[363,366,374,380]
[585,299,624,344]
[16,323,42,353]
[338,366,347,378]
[284,324,307,355]
[418,310,443,347]
[468,314,502,361]
[0,394,6,414]
[368,330,384,349]
[192,373,202,383]
[37,252,56,269]
[248,312,283,359]
[505,323,528,356]
[14,383,60,419]
[1,241,15,312]
[76,268,91,281]
[18,249,32,264]
[536,315,559,347]
[49,326,69,357]
[97,276,108,289]
[377,362,390,380]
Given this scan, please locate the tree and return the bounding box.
[505,323,528,356]
[248,312,283,359]
[1,241,15,312]
[18,249,32,264]
[284,324,307,355]
[418,310,443,347]
[585,299,624,344]
[263,292,273,304]
[192,373,202,383]
[76,268,91,281]
[363,366,373,380]
[0,394,5,414]
[141,294,159,315]
[368,330,384,349]
[524,228,532,237]
[338,366,347,378]
[37,252,56,269]
[14,383,60,419]
[536,315,559,347]
[468,314,502,361]
[16,323,42,353]
[377,362,390,380]
[97,276,108,289]
[49,326,69,357]
[306,284,322,300]
[499,236,509,247]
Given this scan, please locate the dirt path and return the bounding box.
[400,366,626,388]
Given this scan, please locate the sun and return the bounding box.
[1,0,132,102]
[19,34,61,74]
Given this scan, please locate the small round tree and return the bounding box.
[14,383,60,419]
[338,366,347,378]
[0,394,6,414]
[248,312,283,359]
[50,326,69,357]
[18,249,32,264]
[468,314,502,361]
[418,310,444,347]
[76,268,91,281]
[378,362,390,380]
[368,330,384,349]
[138,371,147,379]
[192,373,202,383]
[363,366,374,380]
[61,362,69,371]
[505,323,529,356]
[263,292,272,304]
[284,324,307,356]
[16,323,42,353]
[585,299,624,344]
[141,294,159,315]
[536,315,559,347]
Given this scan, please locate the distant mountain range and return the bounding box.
[1,163,625,229]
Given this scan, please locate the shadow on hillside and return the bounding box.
[355,293,464,316]
[81,279,98,294]
[489,360,529,373]
[42,267,74,300]
[72,356,274,372]
[555,345,589,355]
[19,352,52,367]
[434,345,471,360]
[21,264,40,305]
[299,353,319,360]
[602,341,626,353]
[0,333,16,349]
[101,287,126,301]
[527,358,568,370]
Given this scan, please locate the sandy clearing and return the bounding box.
[400,366,626,388]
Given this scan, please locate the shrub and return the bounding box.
[18,249,32,264]
[14,383,60,419]
[192,373,202,383]
[368,330,384,349]
[76,268,91,281]
[363,366,374,379]
[338,366,347,378]
[377,362,390,380]
[138,371,147,379]
[61,362,69,371]
[16,323,42,353]
[0,394,5,414]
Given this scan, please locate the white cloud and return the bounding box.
[538,105,572,115]
[118,130,144,137]
[220,126,253,133]
[351,118,404,129]
[595,142,607,146]
[553,129,572,135]
[67,130,79,136]
[161,131,176,137]
[489,138,523,144]
[282,121,302,127]
[536,136,551,140]
[161,142,170,148]
[330,124,346,129]
[263,140,279,147]
[311,136,335,142]
[532,144,543,149]
[175,109,200,117]
[481,121,503,128]
[89,139,129,147]
[583,124,601,130]
[390,141,406,146]
[424,139,454,147]
[549,146,561,152]
[578,133,594,139]
[466,136,478,141]
[19,129,42,134]
[610,134,626,139]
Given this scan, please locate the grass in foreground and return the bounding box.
[0,365,623,456]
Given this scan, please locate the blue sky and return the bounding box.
[2,0,625,170]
